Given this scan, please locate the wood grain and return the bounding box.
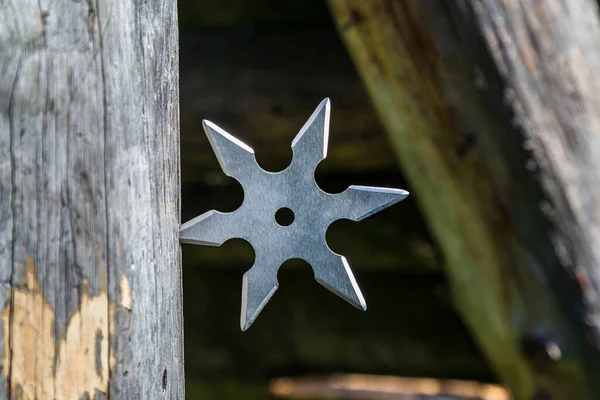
[329,0,600,398]
[463,0,600,348]
[0,0,183,398]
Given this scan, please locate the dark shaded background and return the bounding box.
[178,1,493,398]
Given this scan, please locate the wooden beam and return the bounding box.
[187,375,509,400]
[460,0,600,357]
[269,374,509,400]
[328,1,600,399]
[0,0,183,398]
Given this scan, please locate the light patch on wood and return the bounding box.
[120,275,132,311]
[1,258,111,399]
[109,304,117,373]
[0,296,11,393]
[4,258,55,399]
[54,280,109,400]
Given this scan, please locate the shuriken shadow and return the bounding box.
[180,98,409,330]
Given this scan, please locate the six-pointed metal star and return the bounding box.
[180,98,409,330]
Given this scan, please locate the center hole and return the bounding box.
[275,207,295,226]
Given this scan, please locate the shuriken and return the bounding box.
[180,98,409,330]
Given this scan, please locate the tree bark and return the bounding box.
[0,0,183,398]
[329,1,600,399]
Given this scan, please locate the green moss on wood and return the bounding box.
[328,1,593,398]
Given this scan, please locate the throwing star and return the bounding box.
[180,98,409,330]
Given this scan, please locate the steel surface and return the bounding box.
[181,99,409,330]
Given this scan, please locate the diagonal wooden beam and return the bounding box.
[328,1,600,398]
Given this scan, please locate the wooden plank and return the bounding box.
[188,377,507,400]
[179,29,398,185]
[0,0,183,398]
[328,1,600,399]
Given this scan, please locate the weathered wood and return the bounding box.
[0,0,183,398]
[269,375,509,400]
[179,29,397,184]
[329,1,600,399]
[182,268,492,383]
[461,0,600,354]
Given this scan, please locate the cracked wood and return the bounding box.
[0,0,183,398]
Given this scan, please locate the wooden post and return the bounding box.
[329,1,600,399]
[0,0,183,398]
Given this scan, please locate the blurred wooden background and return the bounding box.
[180,1,600,399]
[179,1,490,399]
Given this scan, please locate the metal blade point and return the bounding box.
[181,99,409,330]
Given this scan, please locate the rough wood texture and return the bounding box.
[0,0,183,398]
[329,1,600,399]
[464,0,600,351]
[177,0,329,28]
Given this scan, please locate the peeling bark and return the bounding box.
[0,259,110,398]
